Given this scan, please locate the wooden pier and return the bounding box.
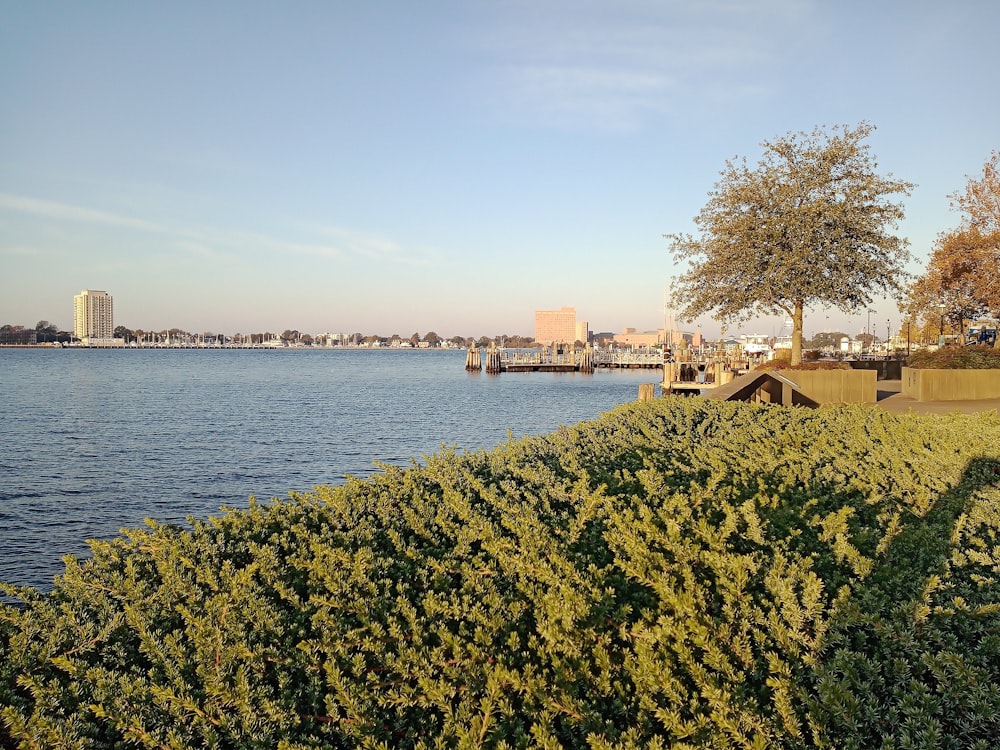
[466,346,663,373]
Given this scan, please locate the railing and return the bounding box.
[592,350,663,367]
[493,348,664,369]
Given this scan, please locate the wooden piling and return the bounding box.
[465,347,482,371]
[485,344,502,373]
[638,383,655,401]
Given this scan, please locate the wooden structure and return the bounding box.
[703,371,820,407]
[465,347,482,371]
[472,346,661,374]
[485,346,502,374]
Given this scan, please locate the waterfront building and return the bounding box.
[612,327,667,347]
[534,306,579,346]
[73,289,114,344]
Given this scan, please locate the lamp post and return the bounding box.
[886,320,891,358]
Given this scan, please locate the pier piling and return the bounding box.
[485,345,502,374]
[465,347,482,371]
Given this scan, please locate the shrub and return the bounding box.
[3,400,1000,748]
[752,358,852,371]
[907,345,1000,369]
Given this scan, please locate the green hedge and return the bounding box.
[907,345,1000,370]
[3,399,1000,748]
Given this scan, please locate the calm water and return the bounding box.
[0,348,658,592]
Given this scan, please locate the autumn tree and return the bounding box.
[666,122,913,366]
[906,152,1000,346]
[951,150,1000,233]
[906,227,998,342]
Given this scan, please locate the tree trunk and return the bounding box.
[791,300,804,366]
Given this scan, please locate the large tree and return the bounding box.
[666,122,914,365]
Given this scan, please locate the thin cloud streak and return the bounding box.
[476,0,812,130]
[0,191,430,267]
[0,193,166,233]
[0,246,42,257]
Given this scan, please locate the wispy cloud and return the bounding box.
[0,191,432,267]
[475,0,813,131]
[312,225,427,264]
[0,193,166,232]
[0,245,42,257]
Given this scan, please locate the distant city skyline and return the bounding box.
[3,2,998,339]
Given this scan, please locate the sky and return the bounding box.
[2,0,998,341]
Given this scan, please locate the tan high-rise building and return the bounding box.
[74,289,114,343]
[534,306,578,346]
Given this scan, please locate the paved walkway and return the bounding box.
[875,380,1000,415]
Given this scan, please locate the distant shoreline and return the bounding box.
[0,343,469,351]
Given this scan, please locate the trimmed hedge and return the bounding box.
[907,345,1000,370]
[3,399,1000,748]
[752,360,852,372]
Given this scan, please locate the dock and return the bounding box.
[467,347,664,373]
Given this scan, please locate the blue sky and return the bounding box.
[2,0,998,339]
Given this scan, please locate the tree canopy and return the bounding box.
[950,149,1000,233]
[667,122,913,365]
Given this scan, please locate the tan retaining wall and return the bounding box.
[902,367,1000,401]
[775,369,877,405]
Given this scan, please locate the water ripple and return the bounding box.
[1,348,657,592]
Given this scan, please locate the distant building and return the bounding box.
[534,307,579,346]
[73,289,114,344]
[612,328,665,347]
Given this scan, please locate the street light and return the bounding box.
[886,319,891,357]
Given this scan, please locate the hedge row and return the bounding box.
[907,345,1000,369]
[3,399,1000,748]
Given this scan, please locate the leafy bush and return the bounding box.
[3,399,1000,748]
[907,345,1000,369]
[752,359,852,371]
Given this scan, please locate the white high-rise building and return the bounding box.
[74,289,114,343]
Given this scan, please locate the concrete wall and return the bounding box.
[902,367,1000,401]
[776,369,877,404]
[847,359,903,380]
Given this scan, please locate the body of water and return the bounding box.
[1,348,660,592]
